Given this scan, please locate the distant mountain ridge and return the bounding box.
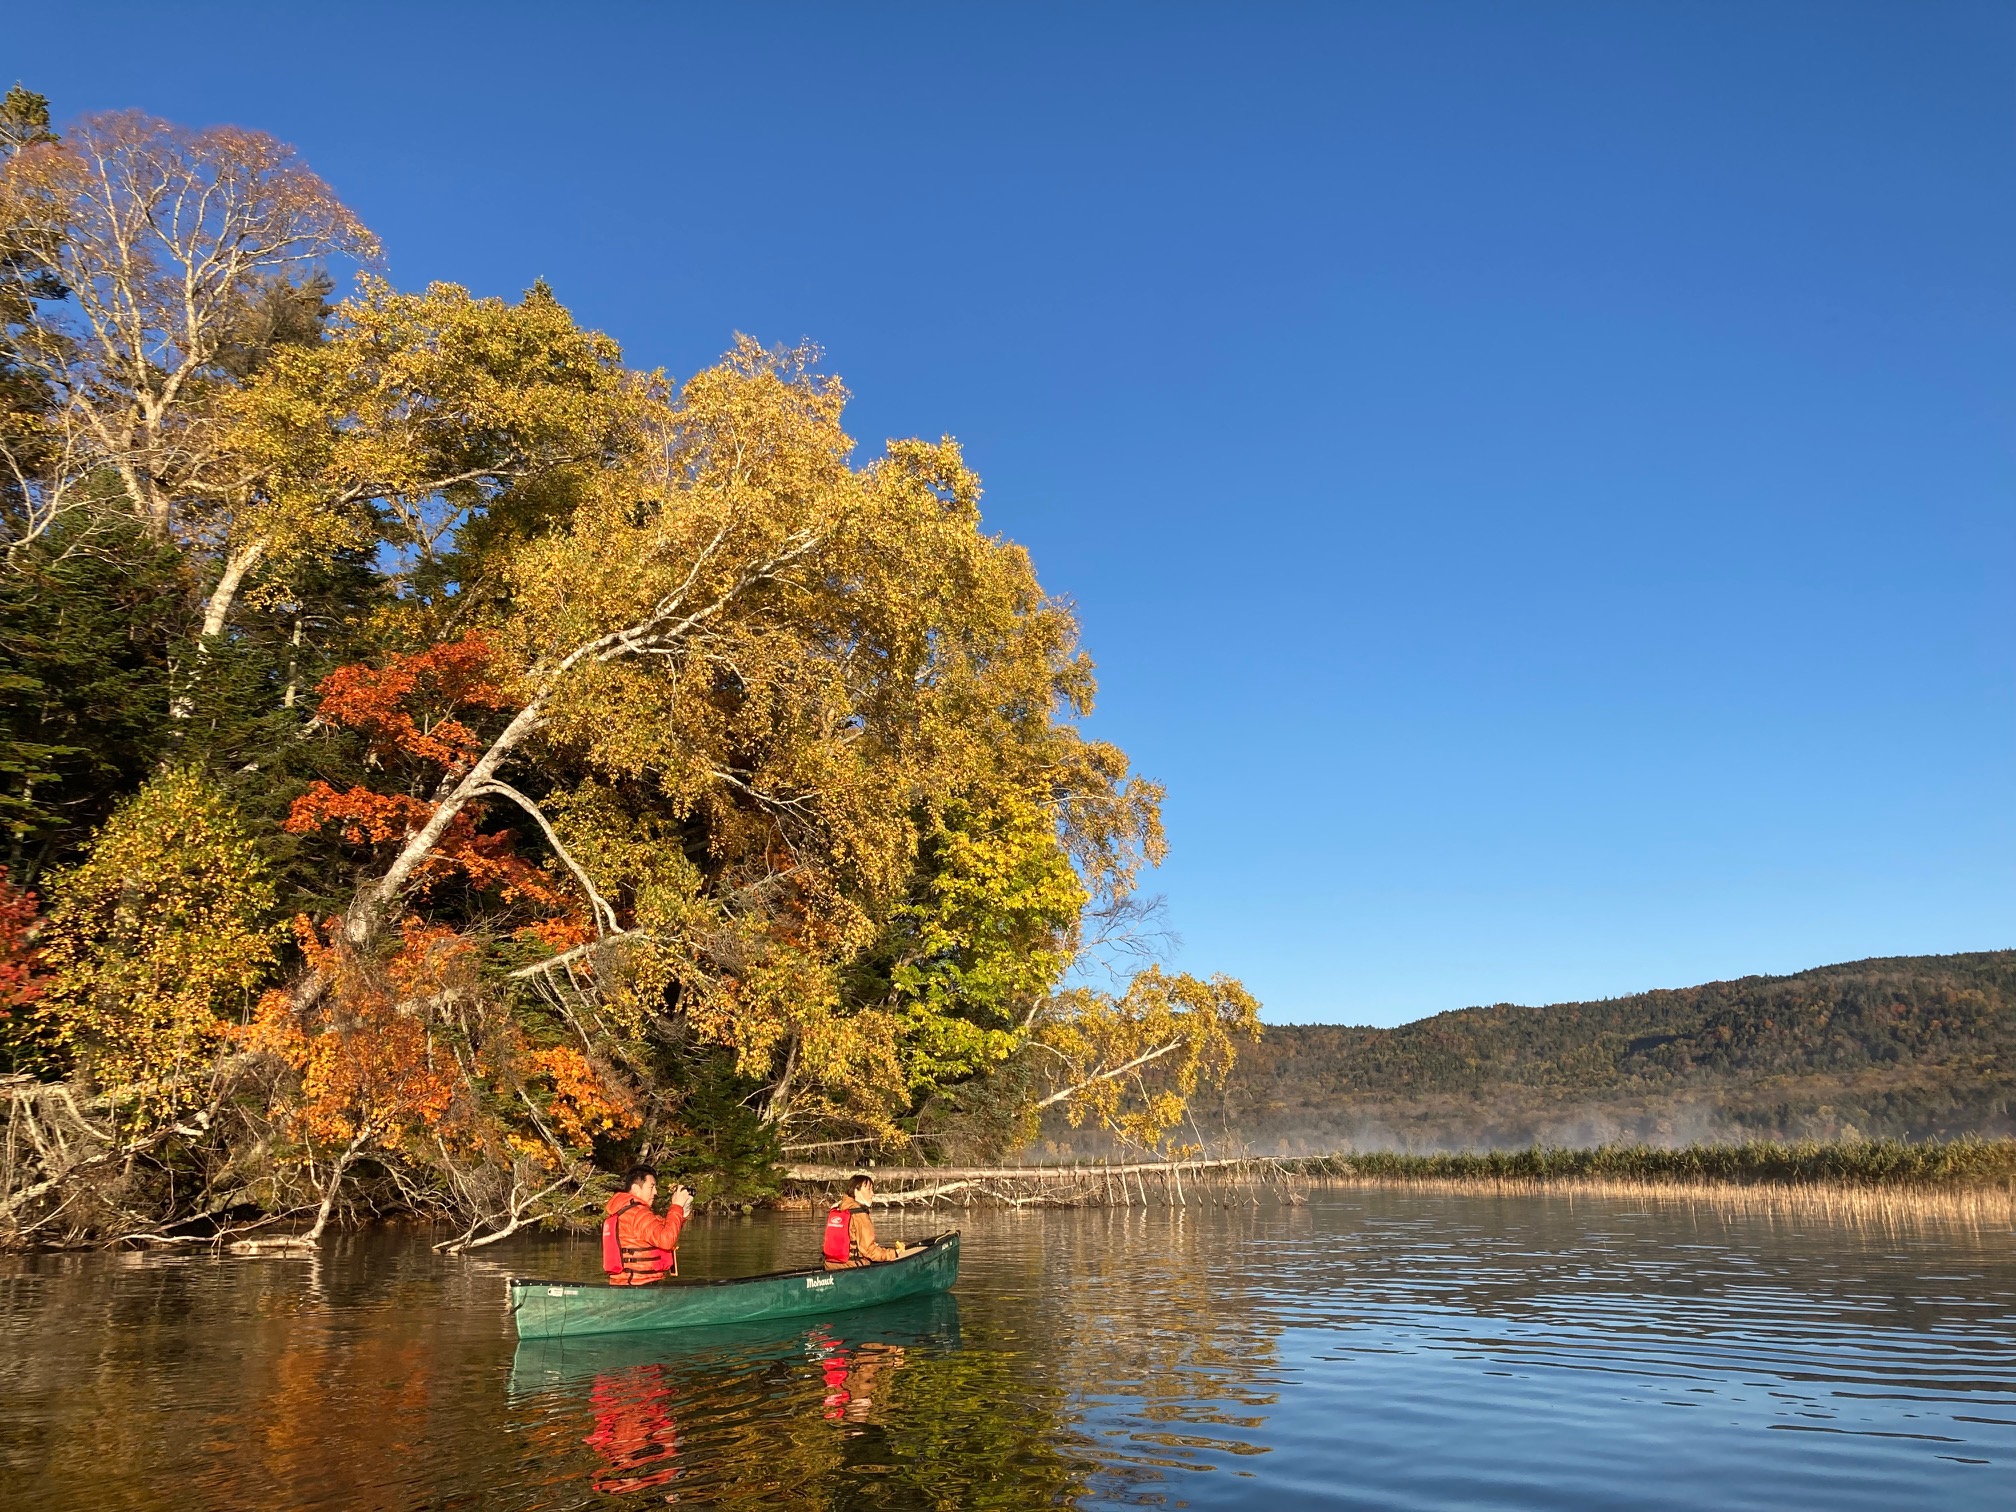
[1171,951,2016,1154]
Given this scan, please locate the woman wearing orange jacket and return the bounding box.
[821,1174,921,1270]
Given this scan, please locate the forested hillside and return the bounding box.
[1181,952,2016,1152]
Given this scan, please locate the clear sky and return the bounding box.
[23,2,2013,1025]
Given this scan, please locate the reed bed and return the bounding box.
[1301,1173,2016,1229]
[1290,1137,2016,1190]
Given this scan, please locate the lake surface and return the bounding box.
[1,1190,2011,1509]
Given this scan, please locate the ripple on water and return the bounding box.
[0,1191,2010,1509]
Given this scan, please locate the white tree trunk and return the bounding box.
[200,539,266,642]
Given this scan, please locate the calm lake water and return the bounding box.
[1,1190,2011,1509]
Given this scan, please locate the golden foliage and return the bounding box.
[1038,968,1263,1157]
[247,914,637,1174]
[39,765,277,1106]
[476,338,1179,1135]
[217,277,646,597]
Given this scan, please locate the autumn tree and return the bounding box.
[259,632,646,1246]
[245,917,638,1248]
[1029,968,1262,1156]
[201,277,645,644]
[0,866,45,1072]
[0,90,1265,1250]
[37,764,276,1108]
[296,335,1246,1164]
[0,110,377,556]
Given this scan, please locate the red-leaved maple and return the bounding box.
[0,868,45,1028]
[287,635,583,933]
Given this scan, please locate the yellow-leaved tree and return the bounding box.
[202,277,650,642]
[295,333,1256,1174]
[39,764,277,1108]
[1030,969,1262,1157]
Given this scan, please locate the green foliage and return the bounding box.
[0,87,55,155]
[640,1048,785,1209]
[172,545,392,916]
[873,794,1087,1092]
[0,516,184,881]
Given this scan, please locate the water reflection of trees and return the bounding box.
[6,1203,2006,1508]
[515,1207,1299,1505]
[1008,1205,1292,1482]
[510,1293,1100,1508]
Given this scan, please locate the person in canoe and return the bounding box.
[822,1173,923,1270]
[603,1165,694,1286]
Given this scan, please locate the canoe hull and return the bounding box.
[508,1231,960,1340]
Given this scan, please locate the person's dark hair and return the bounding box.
[623,1165,657,1192]
[846,1173,874,1198]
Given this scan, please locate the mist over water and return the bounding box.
[2,1194,2010,1508]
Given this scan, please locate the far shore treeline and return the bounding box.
[1184,951,2016,1157]
[0,89,1261,1251]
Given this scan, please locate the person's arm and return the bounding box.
[851,1208,901,1262]
[646,1203,686,1251]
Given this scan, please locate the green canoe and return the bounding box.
[508,1230,961,1340]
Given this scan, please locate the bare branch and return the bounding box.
[1033,1038,1184,1110]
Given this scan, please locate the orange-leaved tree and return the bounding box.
[267,634,642,1246]
[245,915,638,1248]
[285,631,604,938]
[0,867,45,1071]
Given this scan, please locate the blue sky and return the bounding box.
[25,3,2013,1024]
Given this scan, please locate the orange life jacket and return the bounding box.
[603,1194,677,1281]
[822,1203,854,1265]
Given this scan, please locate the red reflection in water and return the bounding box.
[812,1325,908,1424]
[584,1365,678,1496]
[580,1329,915,1497]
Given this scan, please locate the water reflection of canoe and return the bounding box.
[508,1230,960,1340]
[508,1289,963,1397]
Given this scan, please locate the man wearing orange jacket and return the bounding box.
[603,1165,693,1286]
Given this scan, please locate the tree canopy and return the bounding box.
[0,94,1259,1251]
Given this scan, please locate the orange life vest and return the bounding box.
[603,1194,677,1281]
[822,1203,854,1265]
